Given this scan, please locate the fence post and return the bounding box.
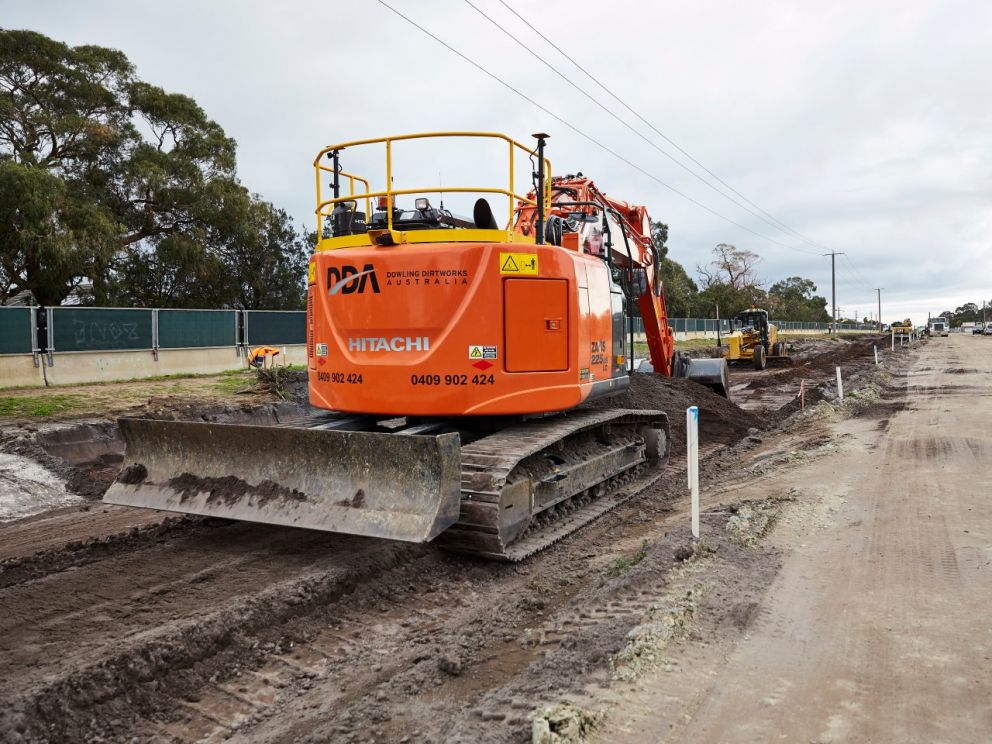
[46,307,55,367]
[239,310,248,360]
[30,306,40,368]
[151,309,159,361]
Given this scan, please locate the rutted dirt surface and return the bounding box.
[593,334,992,743]
[729,334,886,412]
[0,336,919,743]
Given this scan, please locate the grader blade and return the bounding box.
[103,418,462,542]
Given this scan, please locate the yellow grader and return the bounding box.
[722,308,790,370]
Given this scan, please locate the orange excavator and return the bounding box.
[105,132,728,560]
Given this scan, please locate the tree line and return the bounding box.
[651,222,830,321]
[938,302,992,327]
[1,30,832,320]
[0,29,307,309]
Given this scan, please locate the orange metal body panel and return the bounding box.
[503,279,568,372]
[307,242,615,416]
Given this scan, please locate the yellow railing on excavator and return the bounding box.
[313,132,551,249]
[315,165,371,225]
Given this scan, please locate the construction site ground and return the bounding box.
[2,334,989,743]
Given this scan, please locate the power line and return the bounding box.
[497,0,835,255]
[376,0,820,256]
[463,0,820,256]
[841,253,875,291]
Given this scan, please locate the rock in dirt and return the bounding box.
[531,702,602,744]
[438,654,463,676]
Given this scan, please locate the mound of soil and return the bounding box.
[582,374,766,455]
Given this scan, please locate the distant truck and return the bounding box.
[928,317,949,337]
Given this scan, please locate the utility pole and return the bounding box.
[823,251,845,337]
[875,288,883,333]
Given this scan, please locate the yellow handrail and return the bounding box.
[313,132,551,239]
[317,187,537,217]
[317,165,371,223]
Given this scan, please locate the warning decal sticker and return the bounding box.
[499,252,538,275]
[468,345,498,360]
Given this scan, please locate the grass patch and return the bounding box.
[0,394,87,418]
[605,540,649,578]
[211,371,255,394]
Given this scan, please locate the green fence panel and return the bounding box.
[245,311,306,345]
[158,309,237,349]
[52,307,153,352]
[0,307,33,354]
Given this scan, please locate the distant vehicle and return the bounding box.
[985,326,992,336]
[928,318,949,337]
[891,318,913,336]
[722,308,790,370]
[973,325,985,335]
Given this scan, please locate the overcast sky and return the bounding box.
[5,0,991,322]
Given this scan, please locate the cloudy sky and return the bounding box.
[6,0,991,322]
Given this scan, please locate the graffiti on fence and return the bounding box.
[71,319,141,347]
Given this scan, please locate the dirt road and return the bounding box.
[600,333,992,742]
[1,336,923,743]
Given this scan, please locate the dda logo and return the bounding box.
[327,264,380,295]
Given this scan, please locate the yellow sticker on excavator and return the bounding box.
[307,262,316,284]
[499,252,538,275]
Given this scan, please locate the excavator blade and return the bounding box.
[103,418,462,542]
[683,357,731,398]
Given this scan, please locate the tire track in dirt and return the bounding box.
[0,531,419,743]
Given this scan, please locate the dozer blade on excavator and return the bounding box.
[103,417,462,542]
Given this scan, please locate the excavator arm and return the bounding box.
[515,176,728,395]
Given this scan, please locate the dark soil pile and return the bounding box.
[255,368,309,405]
[581,374,766,455]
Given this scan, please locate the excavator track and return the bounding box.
[436,409,669,561]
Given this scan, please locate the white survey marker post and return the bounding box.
[836,366,844,401]
[686,406,700,539]
[874,345,878,365]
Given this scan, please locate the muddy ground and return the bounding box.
[0,336,900,743]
